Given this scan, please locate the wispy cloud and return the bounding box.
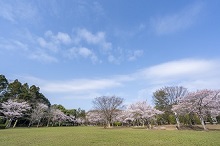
[45,31,72,45]
[0,35,59,63]
[29,50,58,63]
[140,59,215,79]
[42,79,121,93]
[67,47,99,63]
[76,29,143,64]
[136,59,220,93]
[76,28,112,52]
[37,31,72,53]
[73,0,105,21]
[0,1,38,22]
[151,2,204,35]
[0,28,143,64]
[108,47,144,64]
[128,50,144,61]
[19,72,135,96]
[21,58,220,98]
[0,38,28,51]
[15,58,220,109]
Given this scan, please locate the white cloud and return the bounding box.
[0,1,38,22]
[78,47,93,57]
[77,28,112,51]
[34,78,122,93]
[136,59,220,91]
[1,28,143,64]
[37,37,59,52]
[38,31,72,52]
[13,40,29,51]
[29,50,58,63]
[37,30,107,63]
[44,31,72,45]
[134,58,220,104]
[0,36,59,63]
[0,38,28,51]
[67,47,99,63]
[141,59,215,79]
[128,50,143,61]
[56,32,72,44]
[18,58,220,109]
[108,55,116,63]
[27,58,220,93]
[151,2,204,35]
[107,48,144,64]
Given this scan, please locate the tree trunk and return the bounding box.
[6,119,12,128]
[107,121,111,128]
[13,119,18,128]
[107,122,111,128]
[47,118,50,127]
[200,116,207,130]
[37,120,40,128]
[149,124,152,129]
[28,122,32,127]
[188,112,194,127]
[174,112,180,129]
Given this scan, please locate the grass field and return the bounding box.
[0,126,220,146]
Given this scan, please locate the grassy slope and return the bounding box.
[0,126,220,146]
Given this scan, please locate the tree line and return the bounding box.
[1,74,220,130]
[87,88,220,130]
[0,75,85,128]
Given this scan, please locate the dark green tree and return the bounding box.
[6,79,22,99]
[153,90,169,111]
[29,85,51,107]
[0,75,8,100]
[51,104,66,113]
[76,108,86,119]
[153,86,188,125]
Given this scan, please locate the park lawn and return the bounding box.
[0,126,220,146]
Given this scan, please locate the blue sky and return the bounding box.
[1,0,220,110]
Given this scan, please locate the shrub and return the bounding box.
[113,122,122,126]
[0,124,6,129]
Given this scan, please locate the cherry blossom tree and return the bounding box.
[29,103,48,127]
[0,99,30,128]
[68,115,76,125]
[46,106,76,127]
[51,108,68,126]
[92,96,124,128]
[128,101,163,128]
[114,110,127,125]
[86,110,105,126]
[172,89,220,130]
[76,117,85,125]
[172,101,192,129]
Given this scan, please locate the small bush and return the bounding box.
[113,122,122,126]
[0,124,6,129]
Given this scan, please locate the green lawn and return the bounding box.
[0,126,220,146]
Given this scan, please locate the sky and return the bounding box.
[1,0,220,110]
